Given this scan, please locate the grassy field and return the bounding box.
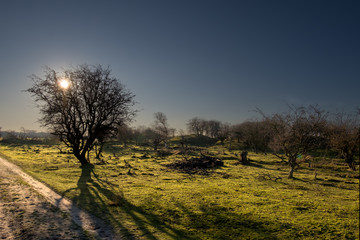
[0,139,359,239]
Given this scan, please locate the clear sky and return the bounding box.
[0,0,359,132]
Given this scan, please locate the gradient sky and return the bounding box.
[0,0,359,132]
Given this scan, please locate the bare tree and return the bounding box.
[117,124,134,148]
[141,112,172,151]
[132,125,147,146]
[232,120,272,154]
[19,127,28,140]
[328,111,359,170]
[168,128,176,138]
[187,117,207,136]
[263,105,328,178]
[144,127,163,151]
[178,129,188,151]
[217,123,231,146]
[27,64,136,167]
[232,123,244,143]
[205,120,221,138]
[153,112,173,148]
[154,112,169,136]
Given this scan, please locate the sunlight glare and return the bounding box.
[59,78,70,89]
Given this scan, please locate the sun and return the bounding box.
[59,78,70,89]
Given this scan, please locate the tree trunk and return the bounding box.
[79,155,90,167]
[345,155,356,171]
[288,165,295,179]
[241,151,249,165]
[95,143,104,159]
[288,156,297,179]
[74,150,90,167]
[153,142,158,151]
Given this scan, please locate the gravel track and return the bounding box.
[0,157,121,240]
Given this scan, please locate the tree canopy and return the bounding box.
[27,64,136,166]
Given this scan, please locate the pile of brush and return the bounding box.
[167,153,223,174]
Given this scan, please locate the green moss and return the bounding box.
[0,142,358,239]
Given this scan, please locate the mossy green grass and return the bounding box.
[0,141,358,239]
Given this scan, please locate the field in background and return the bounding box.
[0,138,359,240]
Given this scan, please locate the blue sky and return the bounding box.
[0,0,359,132]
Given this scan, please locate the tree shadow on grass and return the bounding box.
[233,159,266,169]
[64,164,193,240]
[173,201,280,240]
[246,160,266,168]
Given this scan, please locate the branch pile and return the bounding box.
[167,153,224,174]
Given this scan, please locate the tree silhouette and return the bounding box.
[27,64,136,166]
[262,105,328,178]
[328,111,359,170]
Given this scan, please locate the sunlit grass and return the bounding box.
[0,141,358,239]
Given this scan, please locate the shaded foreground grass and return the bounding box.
[0,142,359,239]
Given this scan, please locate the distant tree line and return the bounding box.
[117,105,359,178]
[0,128,52,140]
[2,103,358,179]
[186,117,232,145]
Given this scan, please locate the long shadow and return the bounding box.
[63,164,193,240]
[232,159,268,170]
[246,157,291,170]
[246,160,266,169]
[174,201,280,240]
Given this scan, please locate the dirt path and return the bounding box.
[0,157,121,240]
